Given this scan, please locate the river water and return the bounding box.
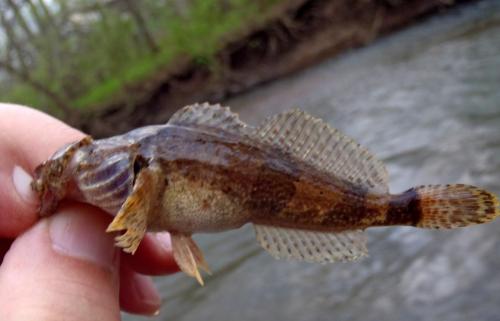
[125,1,500,320]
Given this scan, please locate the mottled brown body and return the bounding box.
[126,125,393,234]
[33,124,484,234]
[32,103,500,285]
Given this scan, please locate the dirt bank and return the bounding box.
[80,0,465,137]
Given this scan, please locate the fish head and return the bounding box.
[31,136,93,216]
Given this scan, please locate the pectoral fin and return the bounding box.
[107,183,148,254]
[106,162,164,254]
[171,233,211,285]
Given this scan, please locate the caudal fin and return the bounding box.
[385,184,499,229]
[414,184,499,229]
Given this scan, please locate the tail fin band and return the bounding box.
[386,184,499,229]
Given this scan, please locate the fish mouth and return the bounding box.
[31,137,94,217]
[37,186,59,217]
[31,161,65,217]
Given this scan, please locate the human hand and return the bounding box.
[0,104,178,320]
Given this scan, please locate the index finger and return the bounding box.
[0,103,83,237]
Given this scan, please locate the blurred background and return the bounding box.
[1,0,499,320]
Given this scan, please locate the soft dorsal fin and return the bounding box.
[253,109,388,191]
[254,224,368,263]
[168,103,249,134]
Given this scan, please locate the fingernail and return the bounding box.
[49,209,118,271]
[12,165,37,205]
[155,232,172,253]
[132,274,162,312]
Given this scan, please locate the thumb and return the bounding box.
[0,205,121,321]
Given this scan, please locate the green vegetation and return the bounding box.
[0,0,281,115]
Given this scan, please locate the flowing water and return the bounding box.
[125,1,500,320]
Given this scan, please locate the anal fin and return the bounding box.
[171,233,211,285]
[254,224,368,263]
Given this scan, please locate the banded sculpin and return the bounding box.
[31,103,500,284]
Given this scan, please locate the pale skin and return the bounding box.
[0,103,179,320]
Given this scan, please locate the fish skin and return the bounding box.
[31,111,500,233]
[33,124,391,234]
[31,104,500,284]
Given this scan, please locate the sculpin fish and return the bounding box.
[31,103,500,284]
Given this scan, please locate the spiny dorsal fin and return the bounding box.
[168,103,249,134]
[253,109,388,191]
[254,224,368,263]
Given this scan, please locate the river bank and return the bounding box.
[79,0,465,137]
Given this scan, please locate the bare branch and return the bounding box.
[0,8,29,73]
[123,0,159,53]
[5,0,36,41]
[0,60,72,116]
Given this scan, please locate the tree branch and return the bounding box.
[0,60,72,116]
